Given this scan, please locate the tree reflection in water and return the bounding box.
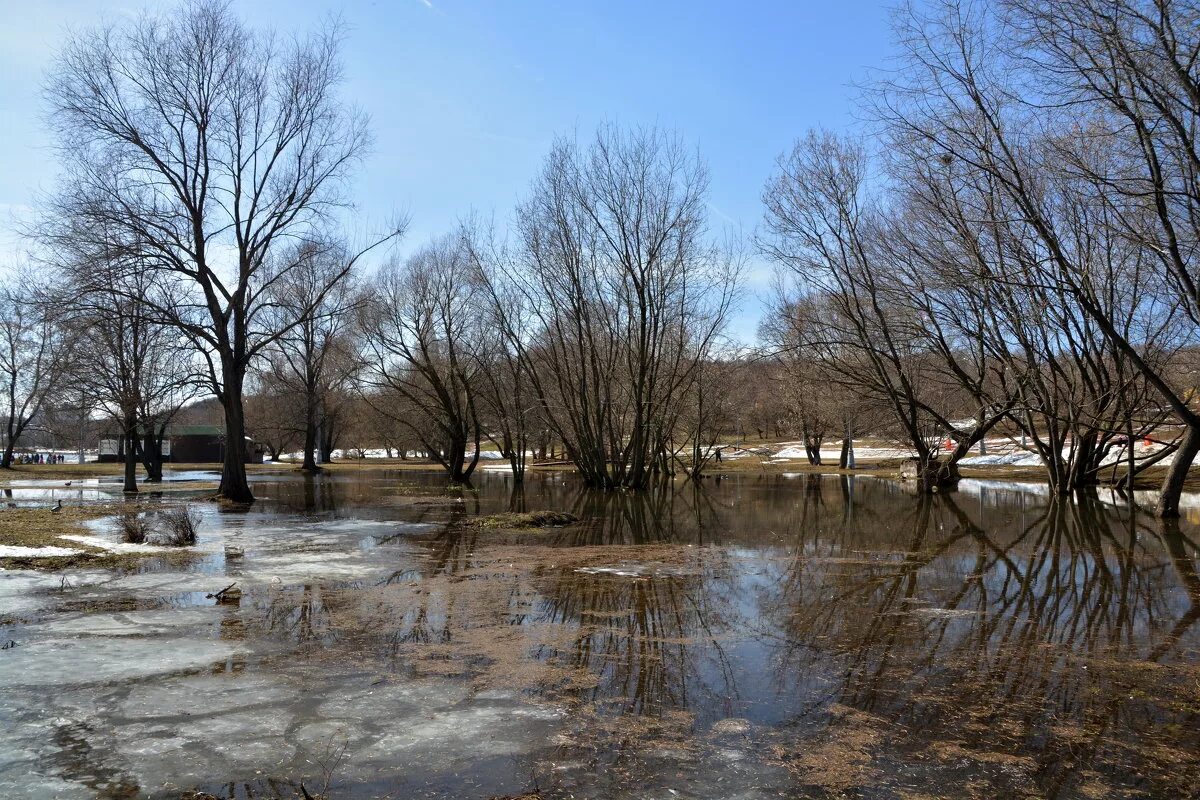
[760,484,1200,796]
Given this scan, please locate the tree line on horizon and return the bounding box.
[1,0,1197,516]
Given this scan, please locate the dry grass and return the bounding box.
[0,504,123,549]
[155,505,201,545]
[769,704,886,792]
[0,501,198,570]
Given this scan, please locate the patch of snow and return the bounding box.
[0,545,85,558]
[959,452,1043,467]
[57,534,179,553]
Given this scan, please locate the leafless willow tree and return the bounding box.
[758,298,871,468]
[874,0,1200,514]
[890,142,1170,493]
[243,385,303,462]
[465,227,536,481]
[484,125,740,489]
[760,132,1012,490]
[669,355,743,477]
[41,0,399,502]
[263,240,362,473]
[358,236,485,483]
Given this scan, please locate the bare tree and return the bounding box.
[760,132,1010,490]
[62,260,200,491]
[263,240,361,472]
[889,140,1171,493]
[670,355,742,478]
[243,382,303,462]
[0,275,73,468]
[758,299,865,467]
[464,225,539,481]
[42,0,400,502]
[352,390,424,459]
[877,0,1200,514]
[496,124,740,489]
[358,236,485,483]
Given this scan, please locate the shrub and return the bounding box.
[117,511,151,544]
[152,505,202,546]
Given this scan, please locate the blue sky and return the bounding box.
[0,0,896,340]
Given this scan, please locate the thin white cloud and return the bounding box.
[417,0,433,7]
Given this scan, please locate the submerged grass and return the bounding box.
[469,510,580,530]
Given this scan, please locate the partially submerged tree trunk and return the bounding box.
[319,419,335,465]
[123,419,139,494]
[898,457,960,492]
[802,424,823,466]
[445,425,481,484]
[138,424,166,483]
[1156,428,1200,518]
[301,398,321,473]
[218,375,253,504]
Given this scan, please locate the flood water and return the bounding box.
[1,470,1199,799]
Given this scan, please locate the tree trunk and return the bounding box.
[805,436,822,466]
[898,456,960,492]
[319,419,334,464]
[123,416,139,494]
[2,414,17,469]
[1156,426,1200,518]
[508,432,527,484]
[301,391,321,472]
[218,378,254,504]
[447,428,481,484]
[139,429,164,482]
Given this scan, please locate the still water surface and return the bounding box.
[1,470,1198,798]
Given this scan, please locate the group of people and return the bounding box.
[15,452,67,465]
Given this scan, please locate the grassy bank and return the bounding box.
[0,502,196,571]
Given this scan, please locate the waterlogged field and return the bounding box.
[1,470,1198,799]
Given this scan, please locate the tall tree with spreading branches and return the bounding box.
[42,0,400,502]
